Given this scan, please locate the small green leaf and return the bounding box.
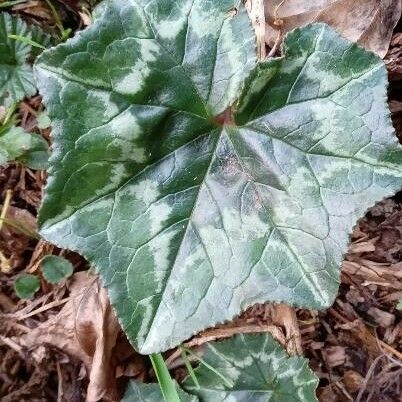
[41,255,73,284]
[14,273,40,299]
[122,380,198,402]
[183,333,319,402]
[0,126,48,169]
[0,13,51,106]
[397,299,402,311]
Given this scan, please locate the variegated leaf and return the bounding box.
[0,13,51,107]
[122,381,197,402]
[184,333,318,402]
[0,125,48,169]
[35,0,402,353]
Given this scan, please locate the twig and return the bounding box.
[356,355,383,402]
[378,340,402,364]
[267,30,282,57]
[267,0,286,58]
[273,0,286,21]
[0,190,13,273]
[0,335,24,358]
[56,362,63,402]
[12,297,70,321]
[0,189,12,232]
[247,0,266,59]
[334,381,353,401]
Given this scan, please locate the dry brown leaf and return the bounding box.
[386,33,402,80]
[26,239,54,273]
[343,370,364,394]
[245,0,266,59]
[265,0,402,58]
[270,303,303,355]
[367,307,395,327]
[0,206,37,272]
[324,345,346,368]
[21,272,121,402]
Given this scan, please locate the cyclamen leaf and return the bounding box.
[122,334,317,401]
[0,126,49,169]
[35,0,402,354]
[0,13,51,107]
[41,255,74,284]
[14,273,40,299]
[184,333,318,402]
[122,381,198,402]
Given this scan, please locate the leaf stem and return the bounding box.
[0,0,27,8]
[179,347,200,389]
[149,353,181,402]
[182,347,234,388]
[8,34,45,49]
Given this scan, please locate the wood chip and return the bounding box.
[367,307,395,327]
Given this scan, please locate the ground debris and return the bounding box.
[299,196,402,402]
[264,0,401,58]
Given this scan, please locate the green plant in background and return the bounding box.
[0,12,51,107]
[41,254,74,284]
[34,0,402,357]
[0,95,49,169]
[0,125,48,168]
[13,272,40,299]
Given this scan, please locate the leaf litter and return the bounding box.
[0,1,402,401]
[264,0,402,58]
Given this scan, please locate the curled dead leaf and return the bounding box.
[0,206,37,272]
[266,0,402,57]
[21,272,121,402]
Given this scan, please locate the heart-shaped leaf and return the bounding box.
[14,273,40,299]
[184,333,318,402]
[0,13,51,107]
[121,333,317,401]
[35,0,402,353]
[41,255,74,284]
